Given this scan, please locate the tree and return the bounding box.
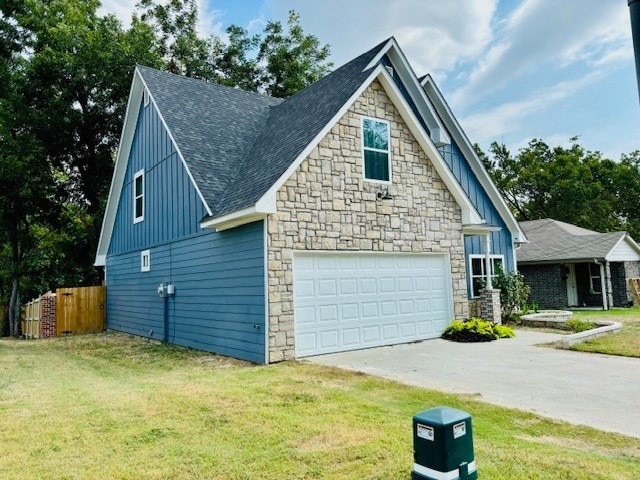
[258,10,332,98]
[0,68,56,336]
[479,138,640,236]
[0,0,333,336]
[136,2,333,97]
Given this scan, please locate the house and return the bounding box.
[517,219,640,309]
[95,38,525,364]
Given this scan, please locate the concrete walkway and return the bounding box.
[309,330,640,438]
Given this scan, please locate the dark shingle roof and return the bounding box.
[137,66,283,211]
[517,218,626,263]
[137,38,389,218]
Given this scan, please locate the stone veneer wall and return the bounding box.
[266,80,468,363]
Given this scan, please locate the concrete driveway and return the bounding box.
[309,330,640,438]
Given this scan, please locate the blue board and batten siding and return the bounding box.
[106,99,266,363]
[439,142,514,296]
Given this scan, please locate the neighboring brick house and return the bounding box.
[95,38,525,363]
[518,219,640,309]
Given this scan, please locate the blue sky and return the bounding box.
[101,0,639,160]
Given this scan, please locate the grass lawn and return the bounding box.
[1,333,639,479]
[569,307,640,357]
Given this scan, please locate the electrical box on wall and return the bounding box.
[167,284,175,295]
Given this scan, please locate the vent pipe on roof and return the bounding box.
[630,0,640,102]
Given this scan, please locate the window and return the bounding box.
[589,263,602,294]
[469,255,504,297]
[362,117,391,182]
[143,89,150,107]
[133,170,144,223]
[141,250,150,272]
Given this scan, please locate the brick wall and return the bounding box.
[40,294,57,338]
[610,262,630,307]
[479,289,502,324]
[266,80,468,362]
[519,264,567,309]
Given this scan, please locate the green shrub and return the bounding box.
[565,319,596,333]
[493,265,531,323]
[442,318,515,343]
[494,324,515,338]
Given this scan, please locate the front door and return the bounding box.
[566,264,578,306]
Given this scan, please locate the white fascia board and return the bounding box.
[364,38,451,147]
[421,74,528,244]
[200,206,269,232]
[376,68,482,225]
[94,67,214,266]
[605,234,640,261]
[94,73,142,266]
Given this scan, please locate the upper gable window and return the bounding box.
[362,117,391,183]
[133,169,144,223]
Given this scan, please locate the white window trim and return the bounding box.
[133,169,145,224]
[141,249,150,272]
[361,116,392,184]
[589,263,602,294]
[468,254,504,298]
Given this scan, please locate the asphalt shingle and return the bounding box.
[517,218,626,263]
[136,39,389,218]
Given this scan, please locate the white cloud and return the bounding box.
[262,0,497,75]
[450,0,631,109]
[459,71,603,143]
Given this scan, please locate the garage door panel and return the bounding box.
[319,331,339,349]
[360,278,377,294]
[362,302,378,318]
[296,306,316,324]
[339,278,357,295]
[400,322,416,337]
[380,277,395,293]
[363,326,380,343]
[318,279,337,296]
[341,304,359,319]
[318,305,338,322]
[381,301,397,315]
[382,324,399,340]
[294,253,452,357]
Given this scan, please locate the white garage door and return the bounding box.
[294,253,453,357]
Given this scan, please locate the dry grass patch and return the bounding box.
[1,332,639,479]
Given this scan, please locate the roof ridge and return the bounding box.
[136,64,284,104]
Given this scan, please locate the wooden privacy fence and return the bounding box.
[21,286,106,338]
[630,278,640,305]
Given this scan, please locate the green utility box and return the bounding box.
[412,406,477,480]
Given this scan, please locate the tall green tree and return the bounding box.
[0,0,333,336]
[479,138,640,238]
[257,10,332,97]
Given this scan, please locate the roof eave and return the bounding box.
[200,196,276,232]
